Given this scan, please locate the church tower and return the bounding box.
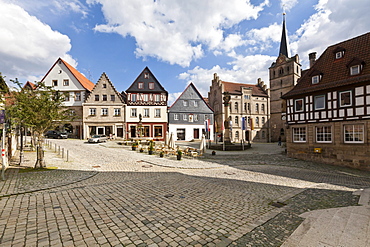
[269,13,301,142]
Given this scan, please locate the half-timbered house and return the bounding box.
[125,67,168,141]
[282,32,370,170]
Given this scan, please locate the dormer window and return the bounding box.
[312,75,320,84]
[350,65,360,75]
[347,57,365,76]
[333,46,345,60]
[310,69,323,84]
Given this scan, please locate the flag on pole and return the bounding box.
[241,117,246,130]
[204,119,210,132]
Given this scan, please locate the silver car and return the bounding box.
[88,134,108,143]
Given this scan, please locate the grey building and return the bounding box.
[168,83,214,141]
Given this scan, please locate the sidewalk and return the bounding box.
[282,188,370,247]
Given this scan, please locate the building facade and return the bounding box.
[209,73,270,143]
[168,83,214,141]
[269,14,301,142]
[125,67,168,141]
[283,32,370,170]
[83,73,126,139]
[41,58,95,138]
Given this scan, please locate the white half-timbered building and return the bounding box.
[282,32,370,170]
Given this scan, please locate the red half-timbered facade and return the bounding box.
[125,67,168,141]
[283,32,370,170]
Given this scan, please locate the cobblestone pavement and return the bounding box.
[0,139,370,246]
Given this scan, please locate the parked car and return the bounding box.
[88,135,108,143]
[45,130,68,139]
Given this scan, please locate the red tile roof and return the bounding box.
[41,58,95,91]
[61,59,95,91]
[222,81,268,97]
[283,32,370,98]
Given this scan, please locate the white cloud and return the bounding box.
[280,0,298,12]
[178,54,274,97]
[0,1,76,83]
[290,0,370,68]
[245,23,281,52]
[168,92,183,106]
[88,0,268,67]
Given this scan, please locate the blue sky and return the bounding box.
[1,0,369,104]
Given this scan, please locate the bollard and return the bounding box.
[55,143,57,152]
[62,148,64,159]
[67,150,69,162]
[58,146,60,155]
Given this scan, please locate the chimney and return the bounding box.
[309,52,316,68]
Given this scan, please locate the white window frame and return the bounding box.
[75,92,81,101]
[194,114,198,121]
[149,82,154,89]
[314,95,325,110]
[183,100,188,106]
[101,108,108,116]
[155,94,160,102]
[138,82,144,89]
[144,73,149,79]
[295,98,304,112]
[312,75,320,84]
[344,124,364,143]
[143,94,149,102]
[350,65,360,75]
[155,109,161,118]
[194,101,198,107]
[143,108,150,117]
[63,79,69,86]
[131,108,137,117]
[293,127,307,143]
[131,94,137,102]
[339,90,352,107]
[183,114,187,121]
[316,126,332,143]
[89,108,96,116]
[114,108,121,116]
[174,114,179,120]
[335,52,343,59]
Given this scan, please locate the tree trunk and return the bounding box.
[34,140,45,168]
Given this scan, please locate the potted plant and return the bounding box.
[140,148,144,153]
[177,150,182,160]
[131,141,138,151]
[159,151,164,158]
[148,140,155,155]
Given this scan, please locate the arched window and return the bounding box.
[261,104,265,113]
[262,117,265,125]
[235,131,239,141]
[256,117,259,126]
[244,103,247,111]
[234,102,238,112]
[255,103,259,112]
[262,131,265,138]
[235,116,239,126]
[247,103,250,112]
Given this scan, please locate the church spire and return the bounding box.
[279,13,289,57]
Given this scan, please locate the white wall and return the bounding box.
[168,124,214,141]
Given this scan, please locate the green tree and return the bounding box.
[5,79,75,168]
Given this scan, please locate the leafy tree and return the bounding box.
[5,79,75,168]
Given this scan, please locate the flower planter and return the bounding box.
[140,149,144,153]
[177,155,181,160]
[159,153,164,158]
[148,150,154,155]
[132,146,137,151]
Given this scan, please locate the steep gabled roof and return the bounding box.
[85,72,124,103]
[41,58,95,91]
[23,81,37,90]
[283,32,370,98]
[169,82,213,112]
[126,67,168,94]
[222,81,268,97]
